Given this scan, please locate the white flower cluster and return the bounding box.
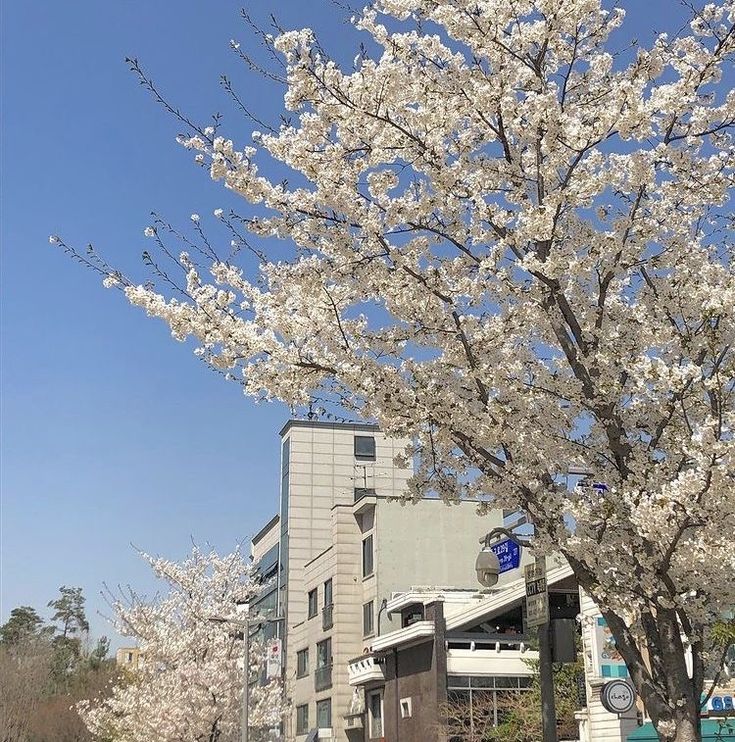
[77,546,286,739]
[110,3,735,736]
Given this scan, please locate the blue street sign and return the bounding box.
[490,538,522,573]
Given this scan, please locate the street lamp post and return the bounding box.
[209,606,283,742]
[476,528,558,742]
[241,608,250,742]
[208,608,252,742]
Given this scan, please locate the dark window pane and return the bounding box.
[296,704,309,734]
[308,589,318,618]
[324,578,333,606]
[447,675,470,688]
[363,601,374,636]
[297,649,309,678]
[362,535,374,577]
[316,638,332,668]
[355,435,376,460]
[316,698,331,728]
[471,676,496,688]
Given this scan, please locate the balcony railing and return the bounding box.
[445,632,532,652]
[322,604,334,631]
[347,652,386,686]
[315,663,333,691]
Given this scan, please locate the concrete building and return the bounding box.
[344,561,642,742]
[346,566,735,742]
[115,646,143,670]
[252,419,512,742]
[251,513,281,644]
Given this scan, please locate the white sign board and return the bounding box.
[524,558,549,628]
[600,679,636,714]
[266,638,282,679]
[526,592,550,627]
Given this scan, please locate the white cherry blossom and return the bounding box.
[62,3,735,740]
[78,546,286,741]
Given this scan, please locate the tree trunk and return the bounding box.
[566,557,704,742]
[657,710,700,742]
[601,612,703,742]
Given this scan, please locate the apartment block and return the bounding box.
[252,419,509,742]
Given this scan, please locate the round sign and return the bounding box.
[601,679,636,714]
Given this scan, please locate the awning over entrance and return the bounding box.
[626,719,735,740]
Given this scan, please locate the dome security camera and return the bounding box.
[475,547,501,588]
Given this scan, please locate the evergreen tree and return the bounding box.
[47,586,90,691]
[48,586,89,639]
[0,606,47,646]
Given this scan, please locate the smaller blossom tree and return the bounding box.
[78,545,286,742]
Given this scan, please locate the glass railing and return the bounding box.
[315,664,333,691]
[322,604,334,630]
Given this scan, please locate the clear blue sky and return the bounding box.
[1,0,689,643]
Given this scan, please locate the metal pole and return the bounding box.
[538,620,557,742]
[242,614,249,742]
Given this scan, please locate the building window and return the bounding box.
[296,704,309,735]
[362,534,374,578]
[400,697,412,718]
[315,638,332,691]
[316,638,332,668]
[363,601,374,637]
[308,588,318,619]
[316,698,332,729]
[322,579,334,630]
[368,691,383,738]
[279,437,290,597]
[354,435,376,460]
[296,648,309,678]
[446,675,532,729]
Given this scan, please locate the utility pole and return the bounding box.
[209,607,285,742]
[241,609,250,742]
[209,607,251,742]
[538,619,558,742]
[524,556,557,742]
[477,530,557,742]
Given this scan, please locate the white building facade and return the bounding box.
[253,419,508,742]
